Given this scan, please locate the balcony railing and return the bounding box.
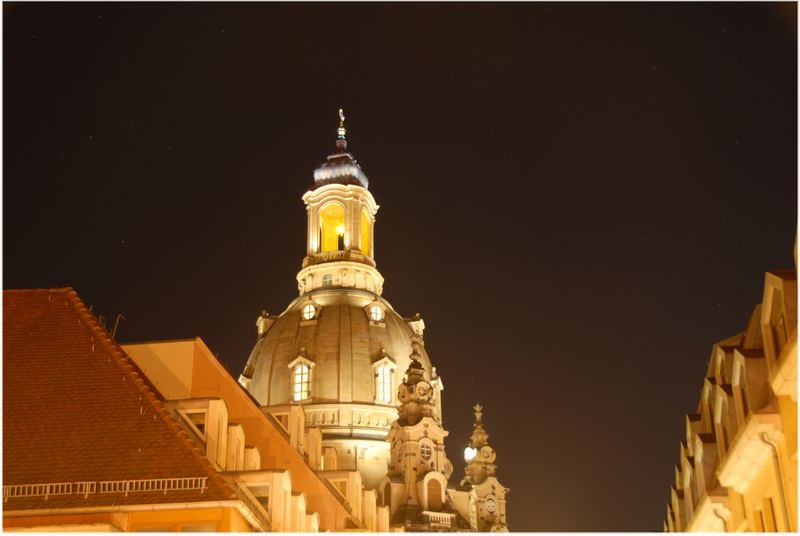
[3,477,207,502]
[97,477,208,496]
[422,511,456,528]
[303,250,376,268]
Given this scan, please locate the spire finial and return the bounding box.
[474,403,483,424]
[337,108,346,140]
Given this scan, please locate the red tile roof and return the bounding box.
[3,288,234,510]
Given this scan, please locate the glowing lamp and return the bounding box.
[464,446,477,462]
[336,224,345,236]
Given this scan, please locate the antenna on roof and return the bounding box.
[112,314,126,338]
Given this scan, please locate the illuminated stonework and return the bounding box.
[240,113,439,491]
[664,253,797,532]
[238,112,511,531]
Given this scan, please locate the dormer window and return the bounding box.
[302,304,316,320]
[182,410,207,438]
[365,301,386,326]
[372,351,397,405]
[376,364,393,403]
[293,364,311,401]
[288,355,316,403]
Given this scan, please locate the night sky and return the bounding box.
[4,2,797,531]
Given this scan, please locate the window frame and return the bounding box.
[287,355,316,403]
[371,353,397,405]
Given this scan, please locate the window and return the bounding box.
[361,209,372,256]
[370,304,384,322]
[420,442,432,460]
[293,364,311,401]
[302,304,316,320]
[319,203,345,252]
[376,364,393,403]
[322,274,334,287]
[184,411,206,437]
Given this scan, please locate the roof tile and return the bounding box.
[3,288,233,510]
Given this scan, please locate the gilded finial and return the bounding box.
[474,403,483,424]
[337,108,346,140]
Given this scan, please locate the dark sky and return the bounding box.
[4,2,797,531]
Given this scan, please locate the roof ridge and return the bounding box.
[2,286,76,298]
[60,289,234,498]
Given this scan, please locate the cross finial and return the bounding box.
[337,108,346,139]
[474,403,483,423]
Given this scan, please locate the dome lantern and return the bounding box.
[298,110,383,296]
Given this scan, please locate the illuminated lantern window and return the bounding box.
[420,442,432,460]
[370,304,384,322]
[319,203,345,252]
[302,304,316,320]
[293,364,311,401]
[361,209,372,256]
[376,364,393,403]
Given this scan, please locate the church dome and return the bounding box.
[240,111,443,490]
[243,288,432,409]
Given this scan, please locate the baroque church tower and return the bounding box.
[380,351,454,527]
[240,111,509,531]
[461,404,510,531]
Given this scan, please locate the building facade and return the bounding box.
[3,289,276,532]
[664,255,797,531]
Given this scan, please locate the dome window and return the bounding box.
[322,274,334,287]
[288,354,315,403]
[376,363,393,404]
[302,304,316,320]
[365,301,386,326]
[293,364,311,401]
[372,351,397,405]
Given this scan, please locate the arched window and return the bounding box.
[361,209,372,256]
[319,203,345,252]
[376,364,393,404]
[293,364,311,401]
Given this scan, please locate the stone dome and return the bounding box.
[244,287,432,409]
